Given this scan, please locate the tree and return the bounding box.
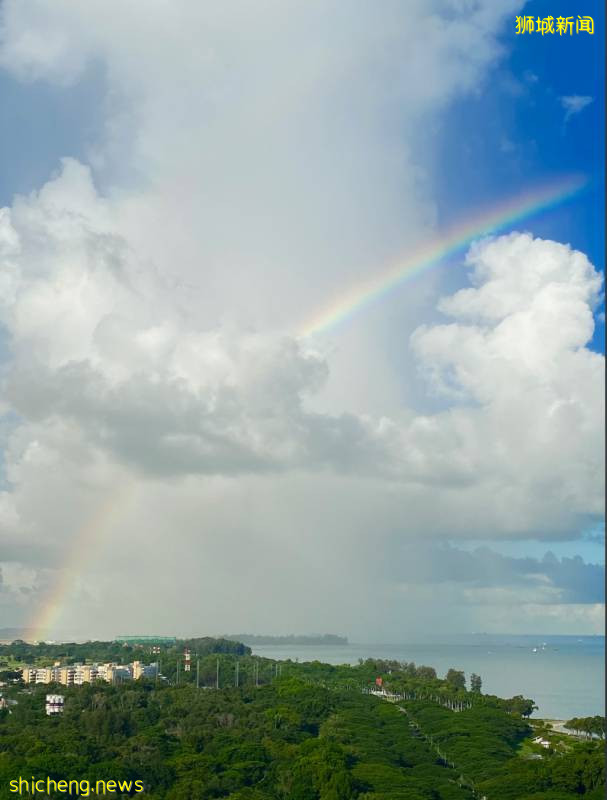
[470,673,482,693]
[506,695,537,718]
[446,669,466,691]
[565,715,606,739]
[415,665,437,680]
[0,669,22,682]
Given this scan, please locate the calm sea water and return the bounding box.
[251,635,605,720]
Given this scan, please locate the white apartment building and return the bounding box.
[21,661,157,686]
[132,661,157,679]
[45,694,65,715]
[35,668,53,684]
[74,664,98,685]
[21,667,37,683]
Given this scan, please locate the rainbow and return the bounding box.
[30,483,137,642]
[299,174,589,337]
[25,174,589,641]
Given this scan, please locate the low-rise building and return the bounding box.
[21,667,37,684]
[74,664,98,685]
[55,666,76,685]
[45,694,64,715]
[532,736,551,749]
[22,660,157,686]
[21,667,54,685]
[131,661,156,680]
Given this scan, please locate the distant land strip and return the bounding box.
[223,633,348,645]
[0,628,35,644]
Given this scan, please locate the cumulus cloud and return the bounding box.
[0,0,602,638]
[0,161,405,480]
[0,164,604,636]
[1,168,602,511]
[0,0,525,337]
[411,233,603,521]
[1,165,602,553]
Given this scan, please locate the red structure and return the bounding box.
[375,677,383,687]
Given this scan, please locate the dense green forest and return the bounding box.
[0,644,604,799]
[0,638,249,671]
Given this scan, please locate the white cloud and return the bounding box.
[0,163,602,638]
[2,172,602,526]
[560,94,594,122]
[0,0,524,334]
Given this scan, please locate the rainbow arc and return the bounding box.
[299,175,589,338]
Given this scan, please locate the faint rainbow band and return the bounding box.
[299,174,590,338]
[29,483,137,642]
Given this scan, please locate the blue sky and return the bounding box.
[437,0,604,352]
[0,63,105,207]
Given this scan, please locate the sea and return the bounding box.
[251,634,605,720]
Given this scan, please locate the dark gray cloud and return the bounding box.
[393,542,604,604]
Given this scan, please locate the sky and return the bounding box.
[0,0,604,642]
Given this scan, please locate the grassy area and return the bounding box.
[0,657,28,670]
